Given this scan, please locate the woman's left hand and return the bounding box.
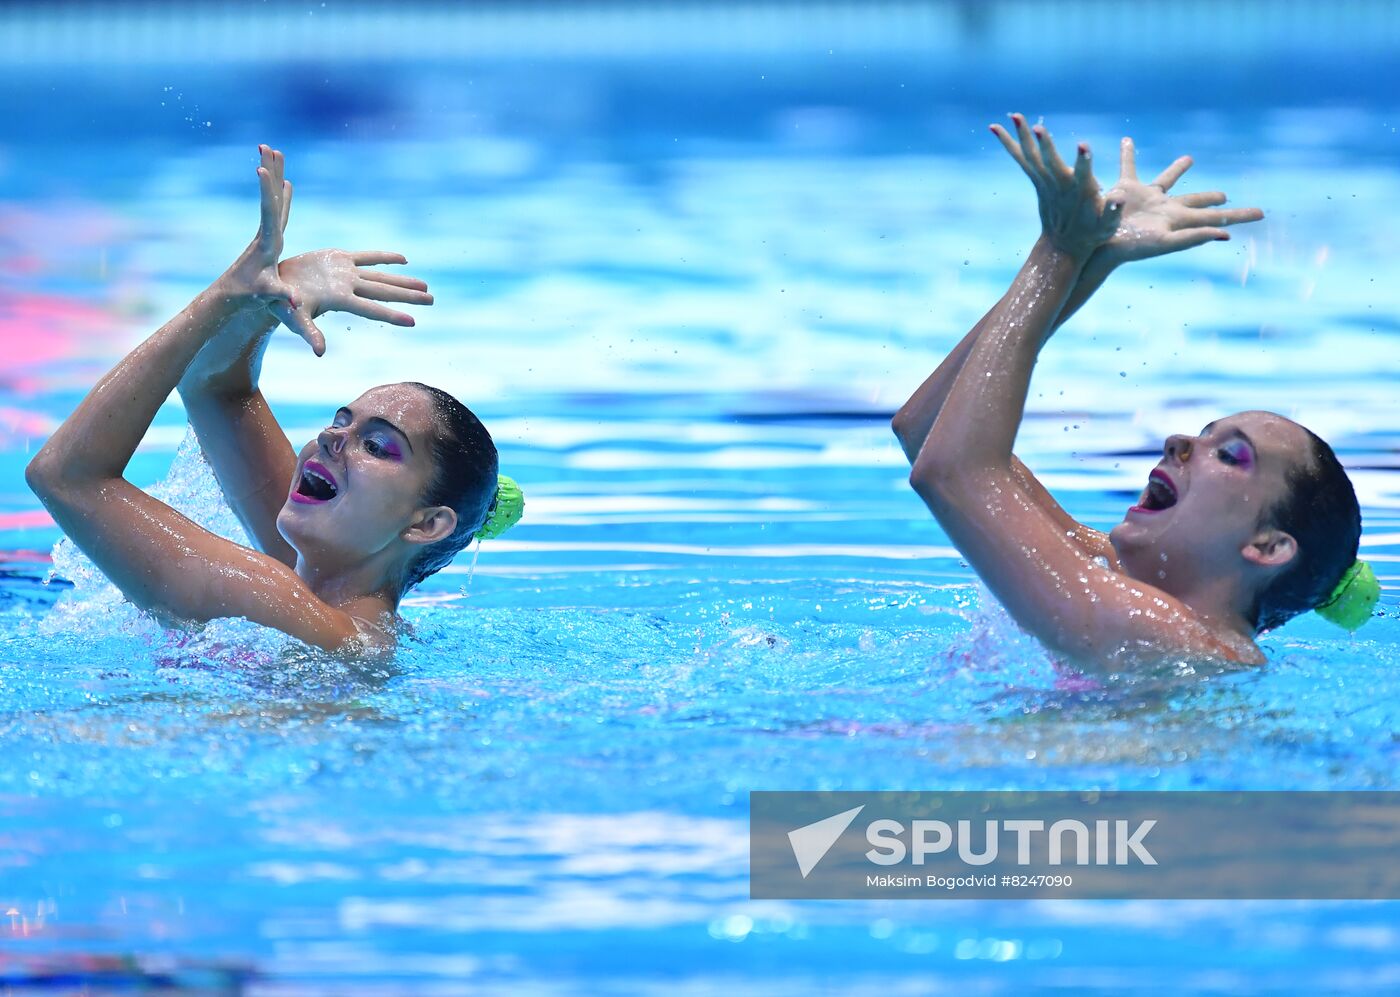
[275,249,434,356]
[991,114,1123,262]
[1090,137,1265,268]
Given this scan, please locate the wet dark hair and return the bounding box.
[400,383,498,592]
[1252,428,1361,633]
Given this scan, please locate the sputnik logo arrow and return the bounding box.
[787,805,864,878]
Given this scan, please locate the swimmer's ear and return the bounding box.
[1241,529,1298,570]
[401,506,458,546]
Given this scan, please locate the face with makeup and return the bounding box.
[1109,410,1313,596]
[275,383,456,574]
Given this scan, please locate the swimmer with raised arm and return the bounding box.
[26,146,522,655]
[893,115,1377,672]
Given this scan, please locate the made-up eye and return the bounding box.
[363,434,401,459]
[1217,442,1251,467]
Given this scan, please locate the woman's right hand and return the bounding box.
[274,249,434,356]
[182,145,307,392]
[990,114,1123,262]
[214,145,433,356]
[216,144,302,317]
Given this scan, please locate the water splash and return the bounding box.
[41,425,282,659]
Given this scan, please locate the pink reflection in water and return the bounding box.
[0,293,124,391]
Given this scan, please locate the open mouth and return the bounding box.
[1132,470,1178,514]
[292,460,340,504]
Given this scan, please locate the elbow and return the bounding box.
[890,408,913,450]
[908,448,959,503]
[890,410,923,465]
[24,451,58,500]
[909,442,998,508]
[25,449,99,506]
[891,399,944,460]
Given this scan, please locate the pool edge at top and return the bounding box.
[1,0,1396,66]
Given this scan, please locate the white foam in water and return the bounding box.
[43,426,291,662]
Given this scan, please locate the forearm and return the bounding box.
[181,385,298,562]
[29,279,250,488]
[175,304,298,562]
[1057,253,1113,328]
[892,253,1114,464]
[916,237,1085,472]
[178,308,279,399]
[892,307,995,462]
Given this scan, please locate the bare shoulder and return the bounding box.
[191,553,370,655]
[914,467,1262,675]
[1065,563,1266,675]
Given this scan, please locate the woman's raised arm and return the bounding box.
[894,116,1266,571]
[905,118,1264,668]
[177,147,433,565]
[24,147,387,652]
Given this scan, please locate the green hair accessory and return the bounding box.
[475,474,523,540]
[1315,559,1380,632]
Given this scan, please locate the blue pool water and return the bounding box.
[2,7,1400,992]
